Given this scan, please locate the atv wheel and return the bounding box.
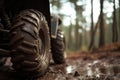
[10,9,50,78]
[0,23,8,67]
[51,29,66,64]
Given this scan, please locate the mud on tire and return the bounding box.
[51,29,66,64]
[10,9,50,78]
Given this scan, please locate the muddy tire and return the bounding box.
[10,9,50,79]
[0,24,7,67]
[0,58,6,67]
[51,29,66,64]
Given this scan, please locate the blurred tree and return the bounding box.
[99,0,105,47]
[69,0,84,50]
[69,0,77,3]
[89,0,94,50]
[50,0,62,12]
[118,0,120,41]
[112,0,118,42]
[68,18,73,49]
[69,0,79,49]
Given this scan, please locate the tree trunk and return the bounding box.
[89,0,94,50]
[112,0,118,42]
[74,20,79,49]
[68,24,72,49]
[74,2,80,50]
[118,0,120,41]
[99,0,105,47]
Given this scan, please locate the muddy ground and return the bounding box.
[0,51,120,80]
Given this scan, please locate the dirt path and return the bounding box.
[0,51,120,80]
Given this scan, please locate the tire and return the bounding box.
[0,23,7,67]
[51,29,66,64]
[0,58,6,67]
[10,9,50,79]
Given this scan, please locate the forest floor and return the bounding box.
[0,42,120,80]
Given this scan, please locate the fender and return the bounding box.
[51,15,59,38]
[4,0,51,27]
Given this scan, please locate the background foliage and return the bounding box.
[50,0,120,51]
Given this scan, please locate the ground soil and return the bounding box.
[0,42,120,80]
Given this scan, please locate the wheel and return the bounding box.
[10,9,50,79]
[0,23,7,67]
[51,29,66,64]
